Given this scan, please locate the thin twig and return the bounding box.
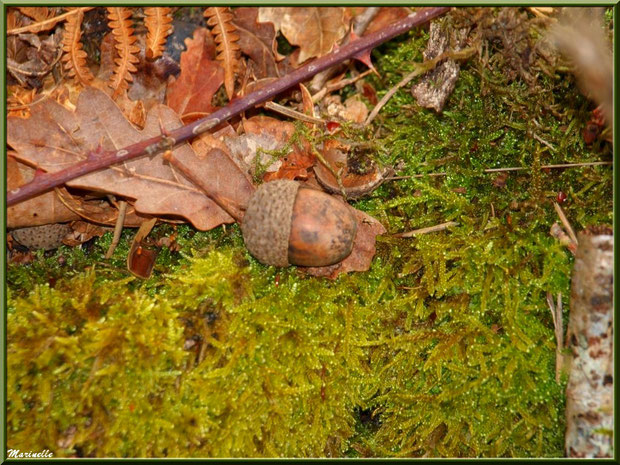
[546,291,564,382]
[105,200,128,259]
[394,221,458,237]
[553,202,579,245]
[264,101,326,125]
[7,7,94,35]
[384,161,612,180]
[550,223,577,255]
[312,69,374,103]
[8,7,451,207]
[365,47,476,126]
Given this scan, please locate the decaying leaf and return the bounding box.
[144,7,173,60]
[314,139,388,199]
[232,7,282,79]
[7,86,242,231]
[258,7,348,63]
[62,220,109,247]
[305,207,386,278]
[61,8,94,86]
[106,7,140,97]
[127,217,159,278]
[166,27,224,116]
[363,6,412,35]
[55,188,149,228]
[204,7,241,100]
[7,154,80,228]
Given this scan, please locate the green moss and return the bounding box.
[7,9,612,458]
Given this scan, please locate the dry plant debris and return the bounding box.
[5,6,614,459]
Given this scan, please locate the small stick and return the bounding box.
[264,101,326,125]
[105,200,128,259]
[547,291,564,382]
[553,202,579,246]
[384,161,612,180]
[7,7,94,35]
[312,69,374,103]
[365,47,476,126]
[532,133,556,152]
[394,220,457,237]
[550,222,577,255]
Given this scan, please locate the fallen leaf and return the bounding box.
[7,154,80,228]
[7,86,239,231]
[314,139,388,199]
[167,148,256,222]
[166,27,224,116]
[62,221,109,247]
[233,7,281,79]
[364,6,412,35]
[54,188,150,227]
[127,217,159,278]
[258,7,348,63]
[305,207,386,279]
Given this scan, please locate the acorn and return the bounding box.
[241,180,357,267]
[10,223,72,251]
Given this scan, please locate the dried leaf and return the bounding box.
[232,7,281,79]
[258,7,348,63]
[144,7,173,60]
[314,139,387,199]
[62,221,109,247]
[106,7,140,97]
[7,86,238,231]
[364,7,411,35]
[127,217,159,278]
[55,188,148,228]
[305,207,386,279]
[7,154,80,229]
[62,8,95,86]
[167,148,256,222]
[166,27,224,116]
[204,7,241,100]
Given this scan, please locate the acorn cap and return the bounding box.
[241,180,300,267]
[11,223,72,251]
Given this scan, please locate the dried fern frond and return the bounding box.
[144,7,173,60]
[106,7,140,97]
[204,6,241,100]
[62,9,94,86]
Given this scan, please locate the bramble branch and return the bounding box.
[7,7,450,207]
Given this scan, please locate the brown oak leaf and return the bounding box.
[7,153,80,228]
[7,86,247,231]
[232,7,282,79]
[166,27,224,116]
[258,7,348,63]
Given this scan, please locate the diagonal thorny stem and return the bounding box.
[7,7,450,207]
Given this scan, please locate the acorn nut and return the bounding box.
[241,180,357,267]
